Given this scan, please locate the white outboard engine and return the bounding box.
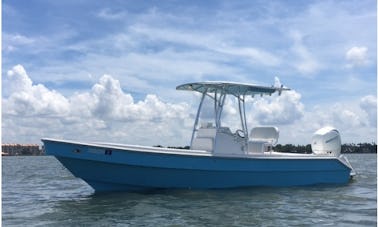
[311,127,341,156]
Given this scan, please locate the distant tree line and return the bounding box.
[340,143,377,153]
[274,143,377,154]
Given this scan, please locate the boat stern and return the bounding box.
[311,127,356,178]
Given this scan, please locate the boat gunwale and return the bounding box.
[42,138,346,161]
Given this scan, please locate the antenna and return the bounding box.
[278,84,283,96]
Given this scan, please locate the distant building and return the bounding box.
[2,144,43,156]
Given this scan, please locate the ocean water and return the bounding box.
[2,154,376,226]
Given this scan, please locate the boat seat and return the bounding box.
[191,127,216,152]
[248,127,279,153]
[191,137,214,152]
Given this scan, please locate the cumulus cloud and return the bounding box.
[4,65,70,116]
[2,65,192,146]
[331,104,363,128]
[2,65,376,145]
[360,95,377,127]
[91,75,134,119]
[84,74,189,121]
[285,99,376,144]
[303,104,363,131]
[346,46,369,67]
[249,90,304,125]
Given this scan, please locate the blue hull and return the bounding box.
[42,139,352,192]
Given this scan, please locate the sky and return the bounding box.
[2,0,377,146]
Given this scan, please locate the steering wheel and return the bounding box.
[235,129,245,138]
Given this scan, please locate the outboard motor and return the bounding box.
[311,127,341,156]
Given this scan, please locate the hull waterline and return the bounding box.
[43,139,353,192]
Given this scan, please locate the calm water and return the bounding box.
[2,154,377,226]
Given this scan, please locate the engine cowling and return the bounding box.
[311,127,341,156]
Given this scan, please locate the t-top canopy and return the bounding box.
[176,81,289,97]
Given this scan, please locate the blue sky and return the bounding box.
[2,0,377,145]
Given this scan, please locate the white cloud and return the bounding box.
[2,65,193,146]
[2,65,376,145]
[346,46,369,67]
[360,95,377,127]
[331,104,363,128]
[130,25,281,67]
[4,65,70,116]
[219,46,281,67]
[289,31,320,75]
[3,33,34,53]
[249,90,304,125]
[91,75,134,119]
[88,74,189,121]
[7,64,32,91]
[278,100,375,144]
[97,8,127,20]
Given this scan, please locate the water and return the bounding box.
[2,154,376,226]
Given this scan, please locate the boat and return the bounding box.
[42,81,355,192]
